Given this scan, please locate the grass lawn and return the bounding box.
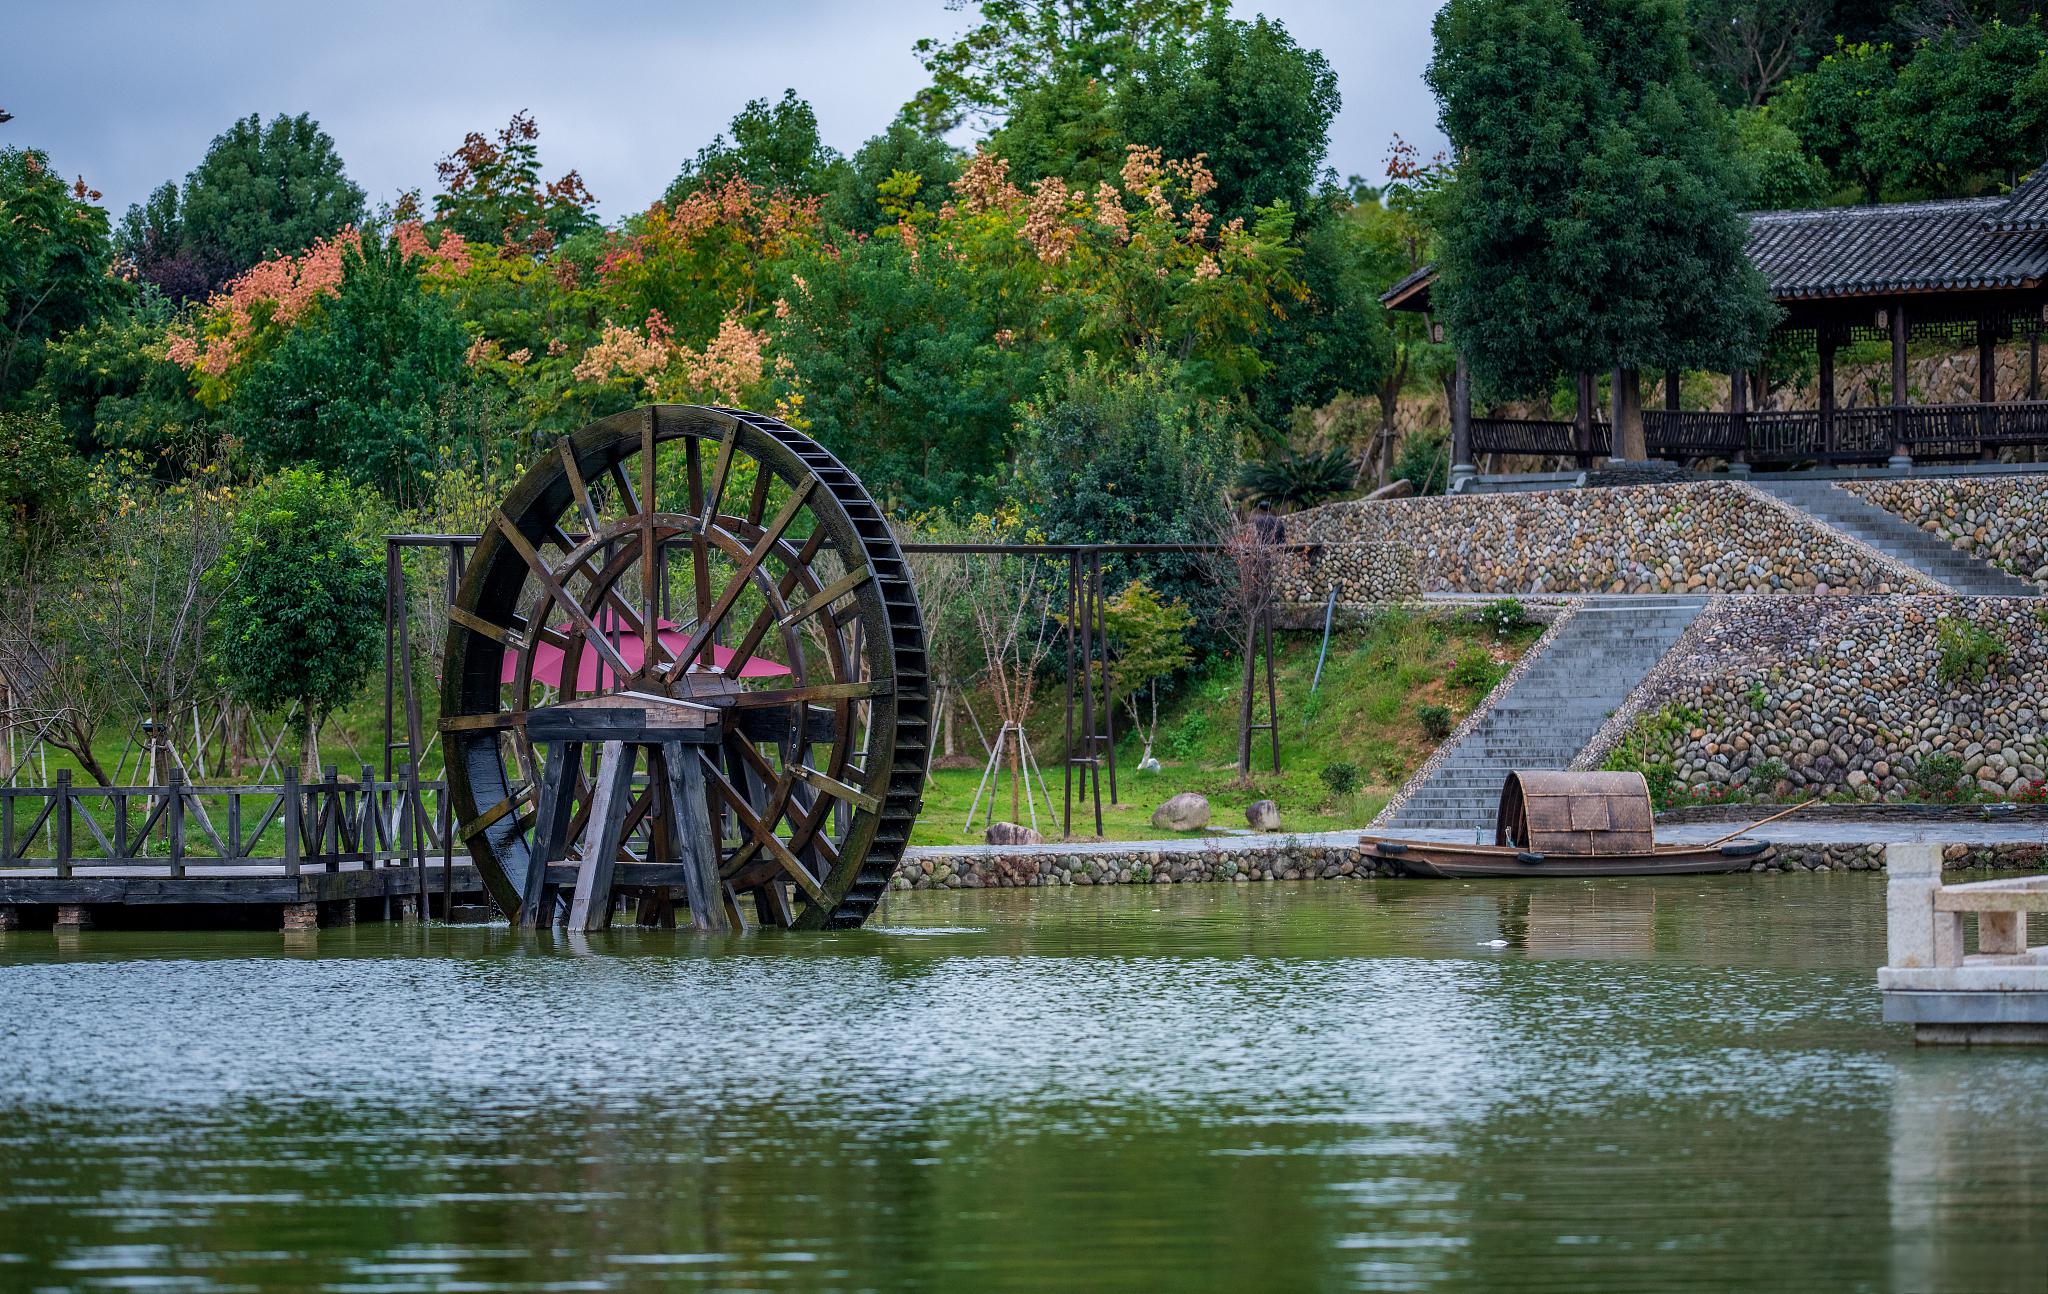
[909,605,1541,846]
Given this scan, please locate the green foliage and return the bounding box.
[1449,646,1503,692]
[0,407,86,553]
[116,113,364,300]
[1101,578,1195,706]
[31,286,204,453]
[908,0,1224,132]
[1247,205,1395,430]
[1600,702,1701,811]
[1238,444,1352,510]
[1746,680,1770,712]
[1318,760,1361,797]
[1886,21,2048,195]
[1393,425,1450,496]
[667,90,846,205]
[0,147,118,408]
[210,469,384,736]
[432,111,598,253]
[1909,752,1970,803]
[1779,39,1897,202]
[1416,703,1454,741]
[228,240,470,493]
[1748,756,1790,789]
[1730,104,1828,208]
[1116,14,1342,225]
[822,119,962,233]
[1935,616,2007,683]
[1475,597,1529,639]
[1428,0,1775,402]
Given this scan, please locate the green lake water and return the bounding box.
[2,876,2046,1292]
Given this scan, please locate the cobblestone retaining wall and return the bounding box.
[1577,596,2048,802]
[1843,476,2048,591]
[888,834,2047,889]
[1286,482,1938,597]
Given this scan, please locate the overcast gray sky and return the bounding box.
[5,1,1448,224]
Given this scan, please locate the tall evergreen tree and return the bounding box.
[1428,0,1774,459]
[117,113,364,300]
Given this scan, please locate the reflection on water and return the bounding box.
[0,876,2044,1291]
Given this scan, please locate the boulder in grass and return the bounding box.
[985,821,1044,847]
[1246,799,1281,831]
[1151,792,1211,831]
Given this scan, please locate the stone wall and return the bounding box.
[1577,596,2048,802]
[1286,482,1939,598]
[1843,476,2048,591]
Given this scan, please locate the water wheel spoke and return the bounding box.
[703,760,824,903]
[639,409,659,668]
[726,679,887,708]
[796,765,879,814]
[722,527,829,679]
[698,421,739,536]
[496,512,637,680]
[671,480,813,676]
[779,564,870,629]
[559,438,602,535]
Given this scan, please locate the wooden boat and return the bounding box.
[1360,770,1783,879]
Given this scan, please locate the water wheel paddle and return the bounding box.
[439,406,930,930]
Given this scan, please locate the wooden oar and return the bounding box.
[1701,798,1817,849]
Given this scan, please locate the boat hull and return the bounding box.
[1361,837,1767,879]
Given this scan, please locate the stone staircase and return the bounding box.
[1379,598,1707,831]
[1751,479,2036,596]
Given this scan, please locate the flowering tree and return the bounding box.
[432,111,597,255]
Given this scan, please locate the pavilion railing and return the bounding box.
[0,766,449,877]
[1470,400,2048,467]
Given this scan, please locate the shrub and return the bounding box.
[1748,757,1790,789]
[1475,597,1529,639]
[2014,778,2047,805]
[1600,703,1701,812]
[1417,703,1453,741]
[1910,752,1969,803]
[1393,425,1449,496]
[1239,445,1355,510]
[1319,761,1362,796]
[1935,617,2006,684]
[1449,647,1502,692]
[1746,681,1769,713]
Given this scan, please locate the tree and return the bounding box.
[117,112,365,300]
[1690,0,1829,107]
[1246,204,1392,433]
[1886,20,2048,195]
[666,90,845,205]
[822,118,963,233]
[0,148,117,408]
[32,285,205,454]
[1729,104,1828,208]
[1098,578,1192,768]
[1352,142,1455,487]
[1014,355,1236,644]
[909,0,1223,131]
[433,111,598,254]
[1780,40,1900,202]
[210,469,384,778]
[228,238,471,493]
[1116,14,1342,225]
[1428,0,1775,459]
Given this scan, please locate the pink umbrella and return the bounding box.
[499,612,791,691]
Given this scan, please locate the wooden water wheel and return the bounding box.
[438,406,930,930]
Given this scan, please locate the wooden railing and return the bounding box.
[0,765,448,877]
[1468,401,2048,466]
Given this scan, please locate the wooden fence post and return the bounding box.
[55,770,72,879]
[359,763,376,869]
[166,768,186,878]
[283,768,301,877]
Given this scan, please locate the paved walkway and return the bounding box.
[906,816,2048,858]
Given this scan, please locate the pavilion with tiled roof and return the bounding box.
[1388,170,2048,475]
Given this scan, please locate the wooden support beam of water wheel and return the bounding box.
[438,406,930,930]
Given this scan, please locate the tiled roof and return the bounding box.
[1746,197,2048,299]
[1987,166,2048,232]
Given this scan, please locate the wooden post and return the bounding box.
[166,768,185,878]
[567,741,635,931]
[1664,368,1681,411]
[1817,336,1837,458]
[54,769,71,879]
[1573,371,1594,470]
[1095,552,1116,807]
[1728,369,1749,470]
[1061,550,1076,840]
[282,767,301,878]
[1262,611,1280,774]
[358,764,376,869]
[1449,354,1475,489]
[1890,304,1911,471]
[518,740,578,929]
[1979,320,1998,461]
[658,742,729,933]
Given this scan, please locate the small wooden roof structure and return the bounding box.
[1495,770,1654,854]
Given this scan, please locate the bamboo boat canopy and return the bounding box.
[1495,771,1655,854]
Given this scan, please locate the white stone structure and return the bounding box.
[1880,842,2048,1043]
